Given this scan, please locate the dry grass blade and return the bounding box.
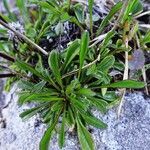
[139,24,150,29]
[142,67,149,95]
[117,38,129,118]
[134,10,150,18]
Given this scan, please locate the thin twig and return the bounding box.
[0,52,15,62]
[139,24,150,29]
[0,19,48,56]
[0,73,16,78]
[62,54,100,79]
[134,10,150,19]
[142,67,149,95]
[89,33,107,48]
[117,37,129,118]
[136,34,149,95]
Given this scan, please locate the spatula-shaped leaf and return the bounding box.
[16,60,43,79]
[48,50,63,88]
[70,97,88,112]
[63,40,80,71]
[77,118,95,150]
[88,97,108,113]
[81,113,107,129]
[32,80,46,92]
[20,103,47,120]
[101,80,145,89]
[97,1,123,35]
[18,92,62,105]
[58,110,66,148]
[98,55,115,72]
[77,88,96,97]
[40,109,62,150]
[79,31,89,77]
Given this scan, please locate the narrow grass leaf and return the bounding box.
[101,80,145,89]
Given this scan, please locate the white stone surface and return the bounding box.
[0,84,150,150]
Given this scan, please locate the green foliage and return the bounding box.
[97,1,123,35]
[0,0,148,150]
[79,31,89,77]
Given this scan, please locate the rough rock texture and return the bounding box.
[0,84,150,150]
[0,80,5,109]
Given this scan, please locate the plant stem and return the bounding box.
[135,10,150,19]
[0,73,16,78]
[0,52,15,62]
[0,19,48,56]
[117,37,129,118]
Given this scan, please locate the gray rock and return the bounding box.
[0,80,5,109]
[0,84,150,150]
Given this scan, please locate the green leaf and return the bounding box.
[66,106,75,126]
[16,0,29,22]
[48,50,63,88]
[142,31,150,44]
[100,91,119,102]
[32,80,46,92]
[20,103,47,120]
[122,0,143,22]
[98,55,115,72]
[77,88,96,97]
[17,80,34,90]
[51,101,63,112]
[42,108,53,123]
[70,97,88,111]
[88,0,94,34]
[74,4,85,23]
[63,40,80,71]
[81,113,107,129]
[88,97,108,113]
[55,22,64,35]
[101,30,116,52]
[77,118,95,150]
[15,60,46,80]
[66,79,81,95]
[18,93,31,105]
[18,93,62,105]
[101,80,145,89]
[40,109,61,150]
[3,0,16,20]
[39,1,59,15]
[79,31,89,77]
[58,110,66,148]
[97,1,123,35]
